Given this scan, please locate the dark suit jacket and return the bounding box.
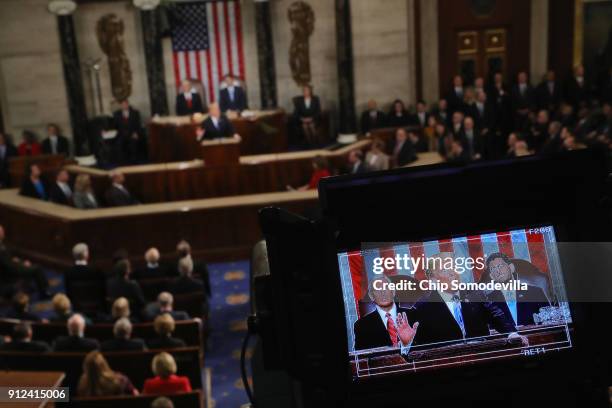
[0,340,50,352]
[20,178,48,200]
[386,111,411,128]
[446,88,466,113]
[390,140,417,167]
[113,108,142,139]
[459,128,484,158]
[0,143,18,187]
[293,96,321,122]
[411,112,430,128]
[511,84,536,112]
[100,337,146,352]
[536,81,562,111]
[53,335,99,352]
[147,336,186,350]
[132,265,169,280]
[201,116,235,140]
[466,101,496,131]
[219,86,248,112]
[486,284,550,326]
[168,276,205,296]
[65,264,104,302]
[48,182,72,206]
[360,110,387,133]
[176,93,204,116]
[106,276,146,311]
[41,135,70,155]
[354,305,416,350]
[565,77,590,108]
[105,185,138,207]
[412,290,516,346]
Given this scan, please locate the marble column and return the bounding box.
[419,0,440,103]
[335,0,357,134]
[254,0,277,109]
[530,0,549,82]
[140,7,169,116]
[52,5,88,155]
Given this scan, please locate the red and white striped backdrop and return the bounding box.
[172,0,245,105]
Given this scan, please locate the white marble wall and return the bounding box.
[352,0,417,114]
[0,0,71,143]
[74,1,151,119]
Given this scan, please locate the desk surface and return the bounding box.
[0,370,65,408]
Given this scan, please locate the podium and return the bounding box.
[200,137,241,166]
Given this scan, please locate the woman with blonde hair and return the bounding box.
[142,352,192,394]
[364,138,390,172]
[77,350,137,396]
[73,174,99,209]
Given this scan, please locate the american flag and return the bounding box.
[171,0,245,105]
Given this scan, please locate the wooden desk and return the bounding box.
[0,370,65,408]
[200,137,241,166]
[148,110,287,163]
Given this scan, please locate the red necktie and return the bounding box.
[186,97,192,109]
[386,312,398,347]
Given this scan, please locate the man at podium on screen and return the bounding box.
[196,103,240,141]
[176,80,204,116]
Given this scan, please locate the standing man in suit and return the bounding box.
[460,116,483,160]
[565,64,590,109]
[53,314,99,352]
[197,103,238,140]
[104,171,138,207]
[113,99,145,164]
[447,75,465,114]
[219,74,248,113]
[390,128,417,167]
[484,253,550,326]
[176,80,204,116]
[412,100,430,128]
[48,169,73,206]
[106,259,146,314]
[41,124,70,156]
[511,71,536,132]
[0,132,17,188]
[133,247,168,279]
[412,252,526,347]
[65,243,103,301]
[536,70,562,112]
[292,85,322,146]
[360,99,387,135]
[354,275,419,351]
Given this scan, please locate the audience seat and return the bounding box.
[0,347,202,391]
[174,292,207,319]
[70,390,203,408]
[136,277,173,301]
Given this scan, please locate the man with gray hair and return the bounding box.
[53,313,99,352]
[175,240,211,296]
[134,247,168,279]
[168,256,209,316]
[65,242,101,304]
[100,317,146,351]
[104,171,138,207]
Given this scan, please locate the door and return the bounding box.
[457,28,508,85]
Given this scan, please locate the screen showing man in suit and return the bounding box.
[338,225,573,380]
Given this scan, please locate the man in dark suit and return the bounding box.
[446,75,466,114]
[133,247,169,280]
[48,169,73,206]
[511,71,536,131]
[219,75,248,112]
[197,103,237,140]
[484,252,551,326]
[360,99,387,134]
[104,171,138,207]
[169,257,206,296]
[65,243,104,303]
[41,124,70,156]
[346,149,367,175]
[354,275,419,351]
[0,322,50,352]
[412,100,430,128]
[0,132,18,188]
[433,99,451,127]
[146,313,187,349]
[536,70,562,112]
[176,80,205,116]
[459,116,484,160]
[106,259,146,313]
[100,317,146,351]
[411,252,524,347]
[175,240,211,296]
[390,128,417,167]
[145,292,191,322]
[53,314,99,352]
[113,99,145,164]
[565,64,590,109]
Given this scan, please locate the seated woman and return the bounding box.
[387,99,411,128]
[17,130,42,156]
[50,293,73,322]
[77,350,138,396]
[73,174,99,209]
[292,85,322,146]
[142,352,192,395]
[20,163,47,200]
[287,155,330,191]
[364,138,390,172]
[147,314,186,349]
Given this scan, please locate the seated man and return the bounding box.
[144,292,191,322]
[176,80,204,116]
[100,317,146,351]
[106,260,146,314]
[219,74,248,113]
[5,292,43,321]
[105,171,138,207]
[53,313,99,352]
[345,149,367,175]
[146,313,187,349]
[0,322,50,352]
[0,225,50,298]
[169,257,205,296]
[41,123,70,156]
[20,163,48,200]
[389,128,417,167]
[292,85,322,145]
[175,240,210,294]
[354,275,418,351]
[48,169,73,206]
[133,247,168,280]
[197,102,238,140]
[484,253,551,326]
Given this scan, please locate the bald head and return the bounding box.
[67,313,85,337]
[145,247,160,264]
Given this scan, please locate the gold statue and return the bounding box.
[288,1,315,87]
[96,13,132,102]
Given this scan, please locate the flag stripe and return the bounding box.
[223,1,234,77]
[172,52,181,89]
[234,0,245,79]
